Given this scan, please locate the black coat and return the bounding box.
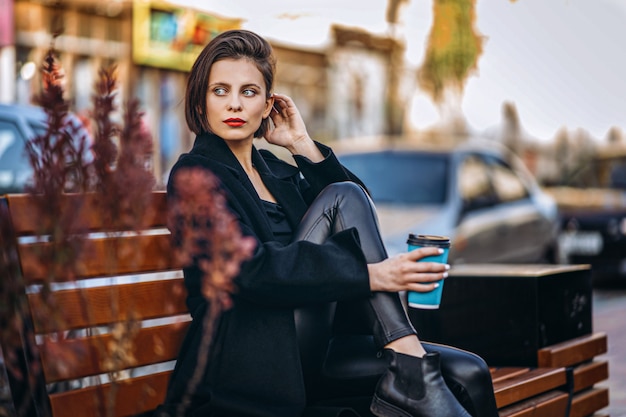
[160,133,372,417]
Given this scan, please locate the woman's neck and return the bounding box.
[224,138,277,203]
[225,139,254,173]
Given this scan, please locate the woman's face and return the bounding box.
[205,58,273,142]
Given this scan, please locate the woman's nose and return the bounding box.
[227,96,242,111]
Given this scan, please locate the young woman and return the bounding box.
[159,29,499,417]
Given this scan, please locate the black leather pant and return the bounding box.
[293,182,499,417]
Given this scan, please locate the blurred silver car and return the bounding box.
[0,103,91,194]
[337,139,560,265]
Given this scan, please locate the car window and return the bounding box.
[489,158,529,202]
[25,114,92,163]
[0,121,29,170]
[0,120,32,192]
[339,151,449,205]
[0,106,94,194]
[28,120,47,138]
[0,123,16,158]
[458,154,495,211]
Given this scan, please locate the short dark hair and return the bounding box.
[185,29,276,138]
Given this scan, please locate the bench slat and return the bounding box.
[492,367,566,408]
[490,367,530,382]
[6,192,168,235]
[48,370,171,417]
[573,360,609,393]
[569,387,610,417]
[497,390,569,417]
[537,332,608,368]
[41,321,189,382]
[28,279,188,333]
[19,234,180,283]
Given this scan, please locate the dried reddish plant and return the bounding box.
[0,45,94,417]
[90,65,119,191]
[167,167,255,416]
[91,65,155,229]
[29,51,93,196]
[0,200,39,417]
[22,49,94,387]
[3,38,252,417]
[2,44,157,417]
[26,49,93,277]
[90,64,154,365]
[84,64,156,417]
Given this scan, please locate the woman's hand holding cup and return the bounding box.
[367,246,449,294]
[406,234,451,309]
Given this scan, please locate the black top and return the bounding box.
[262,200,293,245]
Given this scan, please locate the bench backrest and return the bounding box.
[1,191,187,417]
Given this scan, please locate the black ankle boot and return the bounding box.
[370,350,472,417]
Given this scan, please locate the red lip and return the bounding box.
[224,118,245,127]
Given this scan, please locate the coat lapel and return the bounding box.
[251,147,309,229]
[189,134,308,241]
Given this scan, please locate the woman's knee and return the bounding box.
[424,343,496,416]
[313,181,386,261]
[424,342,492,386]
[320,182,375,218]
[319,181,369,203]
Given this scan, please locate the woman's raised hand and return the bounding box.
[266,94,309,148]
[367,247,449,293]
[266,93,323,161]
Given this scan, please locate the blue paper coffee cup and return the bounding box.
[407,234,450,309]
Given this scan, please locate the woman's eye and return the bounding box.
[242,89,256,97]
[214,87,227,96]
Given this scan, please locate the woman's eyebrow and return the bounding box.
[209,82,262,88]
[241,83,263,89]
[208,82,229,87]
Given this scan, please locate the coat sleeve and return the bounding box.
[233,225,372,308]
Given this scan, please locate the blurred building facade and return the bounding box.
[2,0,407,187]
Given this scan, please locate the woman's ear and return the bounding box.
[263,94,275,119]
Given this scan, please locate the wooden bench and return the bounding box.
[493,332,609,417]
[0,191,186,417]
[0,191,611,417]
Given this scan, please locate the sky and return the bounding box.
[171,0,626,143]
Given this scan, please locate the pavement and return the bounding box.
[593,286,626,417]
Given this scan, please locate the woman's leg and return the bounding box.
[424,343,500,417]
[293,182,416,348]
[293,182,498,417]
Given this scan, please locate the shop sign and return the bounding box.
[132,0,241,72]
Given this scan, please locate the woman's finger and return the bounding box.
[406,280,442,293]
[272,93,300,117]
[408,261,449,274]
[406,246,443,261]
[405,270,448,284]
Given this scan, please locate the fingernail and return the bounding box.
[437,248,444,254]
[444,264,450,270]
[442,272,448,278]
[434,282,440,288]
